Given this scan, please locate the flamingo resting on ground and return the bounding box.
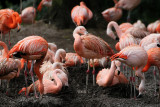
[96,61,128,87]
[20,6,36,24]
[0,41,21,93]
[7,35,48,98]
[73,26,114,89]
[102,7,122,22]
[110,45,148,98]
[19,69,64,95]
[71,1,93,26]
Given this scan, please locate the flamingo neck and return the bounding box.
[0,41,9,58]
[6,13,17,29]
[107,21,122,39]
[142,62,150,72]
[54,49,66,62]
[73,34,83,53]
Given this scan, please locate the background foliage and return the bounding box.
[0,0,160,29]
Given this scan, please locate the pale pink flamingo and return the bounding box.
[96,61,128,87]
[0,41,21,93]
[37,0,52,11]
[54,49,66,63]
[102,7,122,22]
[114,0,141,21]
[19,69,64,95]
[110,45,148,98]
[147,20,160,33]
[7,35,48,98]
[133,20,147,31]
[71,1,93,26]
[20,6,36,24]
[73,26,114,88]
[65,53,85,67]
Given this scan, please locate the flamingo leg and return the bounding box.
[24,62,29,97]
[6,80,10,95]
[8,31,11,49]
[1,31,2,41]
[86,59,90,91]
[130,67,133,98]
[133,69,136,99]
[158,67,160,99]
[153,66,158,96]
[127,10,131,22]
[30,60,38,98]
[0,79,1,86]
[92,59,95,86]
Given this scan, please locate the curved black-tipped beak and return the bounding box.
[157,44,160,47]
[62,59,66,63]
[115,37,119,41]
[117,70,120,75]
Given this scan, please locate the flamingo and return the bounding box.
[37,0,52,11]
[110,45,148,98]
[65,53,85,67]
[102,7,122,22]
[133,20,147,31]
[114,0,141,21]
[54,49,66,63]
[71,1,93,26]
[147,20,160,33]
[73,26,114,88]
[0,41,21,93]
[0,9,22,47]
[18,69,64,95]
[20,6,36,24]
[7,35,48,98]
[142,47,160,97]
[96,61,128,87]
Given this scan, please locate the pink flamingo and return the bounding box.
[0,41,21,93]
[19,69,64,95]
[54,49,66,63]
[0,9,22,47]
[96,61,128,87]
[73,26,114,88]
[20,7,36,24]
[37,0,52,11]
[102,7,122,22]
[114,0,141,21]
[71,1,93,26]
[147,20,160,33]
[7,35,48,98]
[65,53,85,67]
[142,47,160,97]
[110,45,148,98]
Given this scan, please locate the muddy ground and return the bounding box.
[0,21,160,107]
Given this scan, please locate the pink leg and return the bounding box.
[86,59,90,91]
[24,62,29,97]
[92,59,95,86]
[8,31,11,49]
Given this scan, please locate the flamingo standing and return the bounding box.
[110,45,148,98]
[7,35,48,98]
[96,61,128,87]
[114,0,141,21]
[20,6,36,24]
[142,47,160,97]
[0,9,22,47]
[73,26,114,88]
[102,7,122,22]
[71,1,93,26]
[0,41,21,93]
[19,69,64,95]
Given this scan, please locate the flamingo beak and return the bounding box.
[117,70,120,75]
[17,23,21,32]
[157,44,160,47]
[62,59,66,63]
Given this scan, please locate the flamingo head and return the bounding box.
[74,26,88,35]
[80,1,86,6]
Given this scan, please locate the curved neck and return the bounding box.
[55,49,65,62]
[107,21,122,39]
[0,41,9,58]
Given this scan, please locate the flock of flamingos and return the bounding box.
[1,0,160,101]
